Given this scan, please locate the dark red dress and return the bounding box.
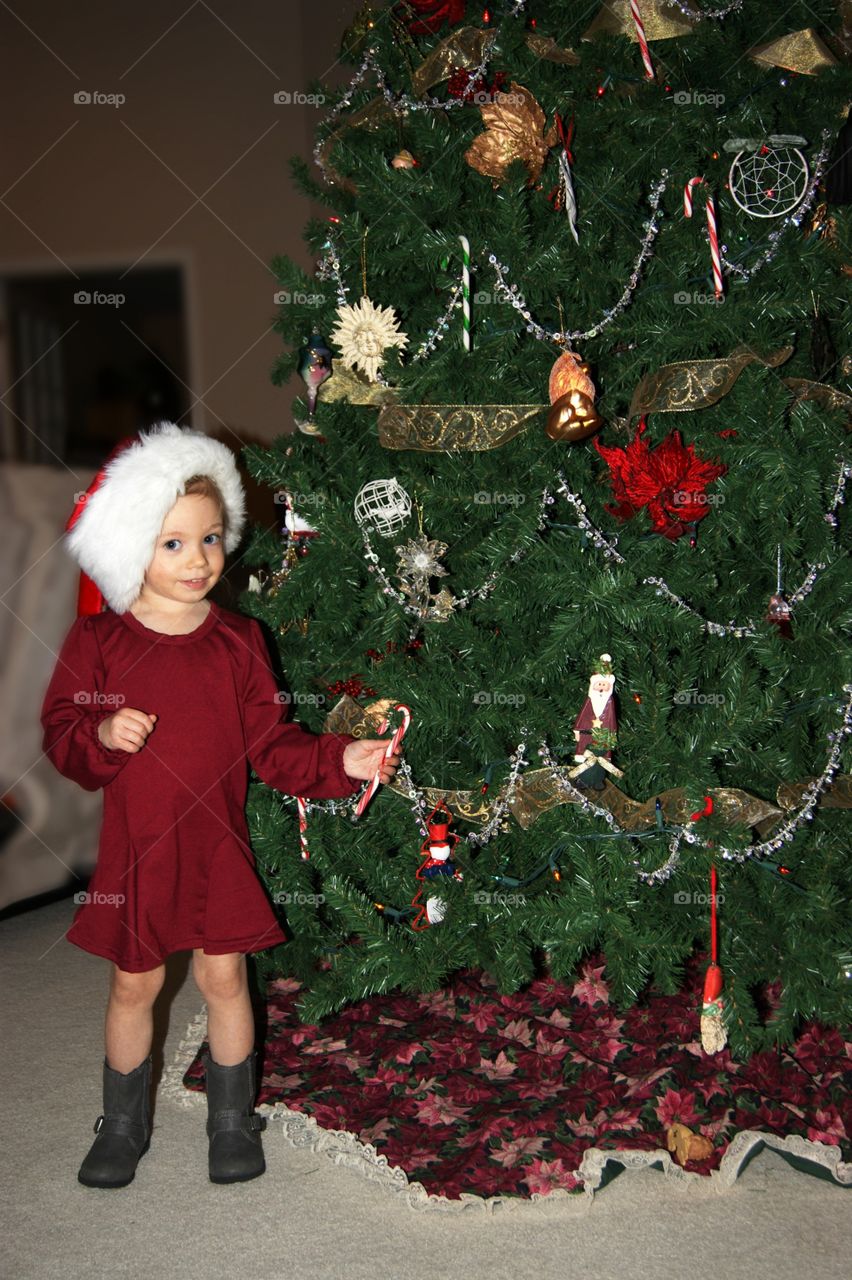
[40,602,358,972]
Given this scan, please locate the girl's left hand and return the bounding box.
[343,739,401,784]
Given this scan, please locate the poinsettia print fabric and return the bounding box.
[183,953,850,1199]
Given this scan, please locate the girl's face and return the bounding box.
[140,493,226,608]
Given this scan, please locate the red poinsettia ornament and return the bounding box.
[594,418,727,541]
[403,0,466,35]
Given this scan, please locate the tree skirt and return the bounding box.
[178,954,851,1205]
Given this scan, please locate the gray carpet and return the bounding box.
[2,898,850,1280]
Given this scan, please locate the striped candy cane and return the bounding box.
[352,704,411,821]
[296,795,310,860]
[630,1,655,80]
[458,235,471,352]
[684,176,724,300]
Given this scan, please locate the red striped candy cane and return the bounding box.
[630,1,655,80]
[296,795,310,860]
[684,176,724,300]
[352,703,411,820]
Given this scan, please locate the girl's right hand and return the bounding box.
[97,708,158,753]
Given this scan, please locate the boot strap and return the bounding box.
[208,1110,266,1134]
[94,1112,147,1139]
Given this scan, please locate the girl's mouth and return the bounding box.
[181,578,209,589]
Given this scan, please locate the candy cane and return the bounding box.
[684,176,724,300]
[352,703,411,820]
[458,235,471,352]
[296,795,310,860]
[630,1,655,80]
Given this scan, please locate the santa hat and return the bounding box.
[65,421,246,616]
[592,653,614,677]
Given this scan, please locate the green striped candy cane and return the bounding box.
[458,234,471,352]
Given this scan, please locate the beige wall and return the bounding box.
[0,0,362,453]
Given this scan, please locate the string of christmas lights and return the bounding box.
[466,735,529,848]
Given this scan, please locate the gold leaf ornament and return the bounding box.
[465,83,558,184]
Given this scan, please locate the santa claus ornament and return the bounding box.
[571,653,620,790]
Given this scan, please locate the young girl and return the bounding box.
[40,422,400,1189]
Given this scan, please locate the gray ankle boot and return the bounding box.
[78,1056,152,1188]
[204,1051,266,1184]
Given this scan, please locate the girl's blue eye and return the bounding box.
[204,533,221,545]
[164,539,180,551]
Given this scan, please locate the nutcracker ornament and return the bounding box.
[572,653,619,790]
[416,800,462,880]
[411,800,462,931]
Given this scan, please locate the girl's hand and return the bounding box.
[343,739,401,784]
[98,708,158,753]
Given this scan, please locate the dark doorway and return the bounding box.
[2,265,189,467]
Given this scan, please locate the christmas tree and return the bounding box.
[239,0,851,1056]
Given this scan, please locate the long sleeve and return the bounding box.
[40,617,134,792]
[241,620,360,801]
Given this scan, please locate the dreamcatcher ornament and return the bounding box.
[724,136,810,219]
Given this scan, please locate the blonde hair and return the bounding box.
[183,474,227,536]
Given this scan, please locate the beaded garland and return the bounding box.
[488,174,668,344]
[555,460,849,640]
[360,485,554,635]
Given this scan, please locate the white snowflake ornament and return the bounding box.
[330,296,408,383]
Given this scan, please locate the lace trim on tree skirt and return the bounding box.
[159,1008,851,1213]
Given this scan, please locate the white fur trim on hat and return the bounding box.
[65,421,246,614]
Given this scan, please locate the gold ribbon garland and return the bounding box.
[748,29,840,75]
[377,403,546,450]
[627,345,794,421]
[322,696,850,833]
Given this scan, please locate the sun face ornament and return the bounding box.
[329,295,408,382]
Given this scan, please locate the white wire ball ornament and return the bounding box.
[354,478,412,538]
[726,135,809,219]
